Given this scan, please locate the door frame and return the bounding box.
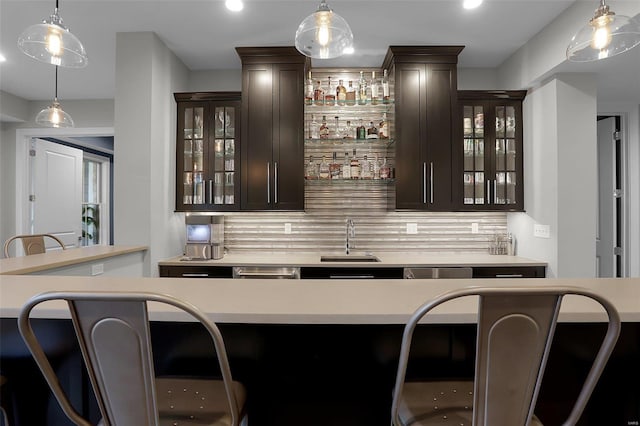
[14,127,114,239]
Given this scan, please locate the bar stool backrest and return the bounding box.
[391,286,621,426]
[3,234,66,258]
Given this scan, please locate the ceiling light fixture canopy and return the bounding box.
[295,0,354,59]
[36,66,74,128]
[567,0,640,62]
[17,0,87,68]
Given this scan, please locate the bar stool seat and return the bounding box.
[3,234,65,257]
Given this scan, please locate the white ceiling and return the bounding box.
[0,0,638,102]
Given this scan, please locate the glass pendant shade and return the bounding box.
[18,6,87,68]
[567,0,640,62]
[295,0,353,59]
[36,100,74,128]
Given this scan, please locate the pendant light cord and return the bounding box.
[54,65,58,100]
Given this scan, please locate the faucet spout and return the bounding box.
[346,218,355,255]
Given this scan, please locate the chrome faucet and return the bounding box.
[346,218,355,255]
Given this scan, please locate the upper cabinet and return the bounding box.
[383,46,464,211]
[237,47,310,210]
[455,91,526,211]
[174,92,241,212]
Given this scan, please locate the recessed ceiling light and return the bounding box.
[463,0,483,10]
[0,53,6,62]
[225,0,244,12]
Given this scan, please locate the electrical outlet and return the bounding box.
[284,223,292,234]
[533,224,551,239]
[406,223,418,234]
[471,223,479,234]
[91,263,104,276]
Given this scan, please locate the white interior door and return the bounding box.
[596,117,616,277]
[30,138,83,250]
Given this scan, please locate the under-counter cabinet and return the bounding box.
[174,92,241,211]
[383,46,464,211]
[456,90,526,210]
[237,47,309,210]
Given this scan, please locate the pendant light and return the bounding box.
[36,66,74,128]
[17,0,87,68]
[295,0,354,59]
[567,0,640,62]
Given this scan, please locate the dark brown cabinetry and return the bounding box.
[174,92,241,211]
[383,46,464,211]
[456,91,526,211]
[237,47,309,210]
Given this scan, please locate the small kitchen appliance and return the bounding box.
[185,215,225,260]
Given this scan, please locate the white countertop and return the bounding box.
[159,252,547,267]
[0,245,148,275]
[1,275,636,324]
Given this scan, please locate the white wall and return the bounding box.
[508,74,598,278]
[114,32,188,276]
[189,70,241,92]
[457,68,498,90]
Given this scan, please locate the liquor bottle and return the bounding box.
[332,116,340,139]
[379,157,390,179]
[370,71,380,105]
[319,115,330,139]
[382,69,390,104]
[378,113,388,139]
[324,76,336,106]
[350,148,360,179]
[330,152,341,180]
[314,80,325,105]
[356,119,366,140]
[346,81,356,106]
[309,114,320,139]
[305,71,314,106]
[305,156,318,180]
[342,120,355,139]
[366,121,379,139]
[319,156,330,179]
[342,151,351,179]
[373,155,381,180]
[336,79,347,106]
[357,71,367,105]
[361,154,372,179]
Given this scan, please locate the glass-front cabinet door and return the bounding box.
[458,91,525,211]
[175,93,241,211]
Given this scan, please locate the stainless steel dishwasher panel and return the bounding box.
[233,266,300,279]
[403,267,473,279]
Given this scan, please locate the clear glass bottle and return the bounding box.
[309,114,320,139]
[332,116,340,139]
[382,69,390,104]
[305,156,318,180]
[330,152,341,180]
[342,120,354,139]
[356,119,366,140]
[314,80,324,106]
[373,155,381,180]
[319,115,330,139]
[319,155,330,179]
[305,71,314,106]
[336,79,347,106]
[367,121,379,139]
[342,151,351,179]
[379,113,388,139]
[357,71,367,105]
[346,80,356,106]
[350,148,360,179]
[324,76,336,106]
[370,71,380,105]
[361,154,372,179]
[380,157,390,179]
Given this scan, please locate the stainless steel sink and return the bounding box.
[320,254,380,262]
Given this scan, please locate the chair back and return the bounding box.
[18,291,243,426]
[3,234,66,257]
[391,286,621,426]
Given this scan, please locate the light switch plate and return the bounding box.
[471,223,479,234]
[533,224,551,239]
[91,263,104,276]
[407,223,418,234]
[284,223,292,234]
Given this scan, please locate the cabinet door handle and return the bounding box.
[486,180,490,204]
[182,273,209,278]
[208,180,213,204]
[495,274,524,278]
[430,162,434,204]
[494,179,497,204]
[423,162,427,204]
[266,162,271,204]
[274,162,278,204]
